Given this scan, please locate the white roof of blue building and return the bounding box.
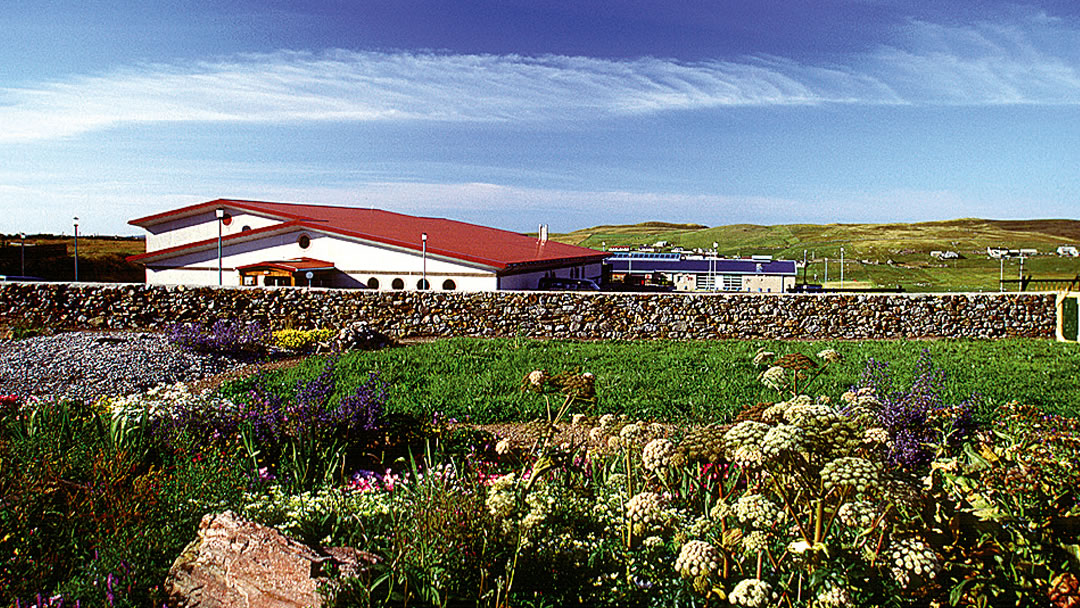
[606,255,797,275]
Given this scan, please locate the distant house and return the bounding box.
[127,199,608,291]
[606,252,797,293]
[1058,245,1079,257]
[987,247,1034,259]
[931,251,962,260]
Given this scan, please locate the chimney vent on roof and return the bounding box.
[539,224,548,244]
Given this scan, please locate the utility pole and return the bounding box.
[20,233,25,276]
[999,256,1004,292]
[824,257,828,284]
[73,217,79,282]
[840,247,845,289]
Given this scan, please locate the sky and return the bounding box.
[4,1,1080,235]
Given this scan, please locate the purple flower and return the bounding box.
[856,351,976,469]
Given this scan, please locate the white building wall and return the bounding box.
[145,229,499,290]
[743,274,794,293]
[145,210,283,252]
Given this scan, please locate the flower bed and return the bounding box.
[1,350,1079,607]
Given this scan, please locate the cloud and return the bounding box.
[864,14,1080,104]
[0,51,895,142]
[2,12,1080,142]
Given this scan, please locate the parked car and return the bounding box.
[600,282,674,292]
[537,277,601,291]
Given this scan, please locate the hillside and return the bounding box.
[0,235,144,282]
[552,218,1080,292]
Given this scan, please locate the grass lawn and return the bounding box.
[223,337,1080,424]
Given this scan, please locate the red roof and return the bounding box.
[236,258,336,273]
[130,199,606,271]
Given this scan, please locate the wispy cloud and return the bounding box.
[2,12,1080,141]
[0,51,895,142]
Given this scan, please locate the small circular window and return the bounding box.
[391,278,404,290]
[367,277,380,289]
[241,225,251,232]
[417,278,430,290]
[441,279,456,290]
[298,234,311,249]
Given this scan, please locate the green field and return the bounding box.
[223,337,1080,424]
[551,218,1080,292]
[0,235,144,282]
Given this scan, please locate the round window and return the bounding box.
[367,277,380,289]
[441,279,456,290]
[391,278,404,290]
[417,278,430,290]
[241,225,251,232]
[298,234,311,249]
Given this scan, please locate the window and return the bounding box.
[298,234,311,249]
[722,275,743,291]
[367,277,380,289]
[417,278,430,290]
[241,225,251,232]
[242,276,255,286]
[695,274,715,291]
[442,279,456,290]
[391,278,404,290]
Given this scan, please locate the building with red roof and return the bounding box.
[128,199,607,290]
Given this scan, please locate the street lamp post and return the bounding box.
[215,208,224,286]
[421,232,428,290]
[19,233,25,276]
[73,217,79,282]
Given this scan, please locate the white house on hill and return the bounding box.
[128,199,607,291]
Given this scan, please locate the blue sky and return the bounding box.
[4,1,1080,235]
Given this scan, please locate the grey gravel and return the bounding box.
[0,331,251,400]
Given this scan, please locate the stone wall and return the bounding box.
[0,283,1056,340]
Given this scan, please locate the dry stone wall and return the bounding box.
[0,283,1055,340]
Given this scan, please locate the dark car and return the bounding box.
[537,277,601,291]
[600,282,674,292]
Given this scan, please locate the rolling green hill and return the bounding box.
[551,218,1080,292]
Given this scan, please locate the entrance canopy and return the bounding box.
[236,257,335,287]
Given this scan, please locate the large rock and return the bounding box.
[165,511,357,608]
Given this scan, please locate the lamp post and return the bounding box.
[421,232,428,290]
[19,233,25,276]
[73,217,79,282]
[215,208,224,286]
[999,256,1004,292]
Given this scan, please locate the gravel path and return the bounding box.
[0,331,253,401]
